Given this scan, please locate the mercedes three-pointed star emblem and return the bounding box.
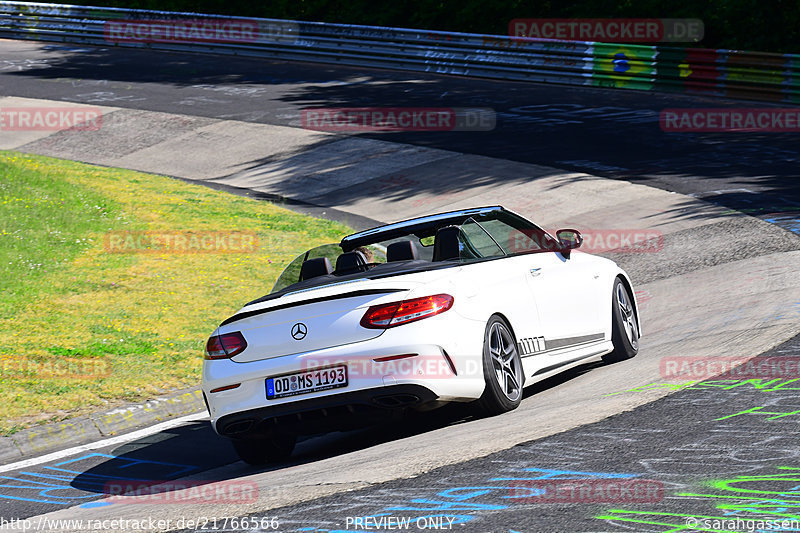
[291,322,308,340]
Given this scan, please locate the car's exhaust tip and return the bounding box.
[372,394,421,408]
[221,419,255,435]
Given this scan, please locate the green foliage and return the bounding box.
[0,151,351,434]
[0,154,127,317]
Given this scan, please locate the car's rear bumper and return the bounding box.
[202,318,487,433]
[214,384,439,437]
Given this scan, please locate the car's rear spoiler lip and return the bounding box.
[218,289,406,327]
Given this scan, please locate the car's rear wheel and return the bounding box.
[603,278,639,363]
[475,316,524,416]
[231,432,296,466]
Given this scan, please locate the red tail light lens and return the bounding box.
[360,294,454,329]
[205,331,248,359]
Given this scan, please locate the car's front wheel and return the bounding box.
[474,315,525,416]
[231,432,296,466]
[602,278,640,363]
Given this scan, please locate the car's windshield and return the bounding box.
[447,213,560,262]
[270,209,556,294]
[463,212,559,257]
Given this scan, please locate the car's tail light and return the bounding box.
[360,294,454,329]
[205,331,248,359]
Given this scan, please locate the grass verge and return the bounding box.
[0,151,350,435]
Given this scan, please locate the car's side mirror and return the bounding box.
[555,229,583,258]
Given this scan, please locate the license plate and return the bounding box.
[266,365,348,400]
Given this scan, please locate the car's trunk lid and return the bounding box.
[222,281,417,363]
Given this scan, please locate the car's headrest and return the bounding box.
[386,240,419,262]
[335,251,368,274]
[300,257,333,280]
[432,225,461,261]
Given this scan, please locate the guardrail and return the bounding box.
[1,1,798,103]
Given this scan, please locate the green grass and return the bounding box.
[0,154,123,317]
[0,151,351,434]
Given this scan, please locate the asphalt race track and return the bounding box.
[218,334,800,533]
[1,39,800,533]
[1,40,799,231]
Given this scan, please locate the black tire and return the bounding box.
[474,316,525,416]
[602,278,640,363]
[231,432,296,466]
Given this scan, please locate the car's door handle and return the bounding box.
[529,268,542,277]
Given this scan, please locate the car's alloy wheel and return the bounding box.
[603,278,640,363]
[617,282,639,349]
[475,316,524,415]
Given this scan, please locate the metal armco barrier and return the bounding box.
[1,1,798,103]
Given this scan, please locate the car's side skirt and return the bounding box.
[532,350,606,377]
[523,343,612,385]
[518,333,605,358]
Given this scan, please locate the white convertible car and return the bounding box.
[202,206,640,464]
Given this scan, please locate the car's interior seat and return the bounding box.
[335,251,368,274]
[300,257,333,280]
[386,240,420,262]
[432,226,462,261]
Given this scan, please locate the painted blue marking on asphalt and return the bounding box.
[764,216,800,234]
[52,453,116,467]
[292,466,639,531]
[0,475,86,504]
[0,453,199,504]
[387,498,506,511]
[55,453,197,475]
[437,486,527,501]
[80,501,114,508]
